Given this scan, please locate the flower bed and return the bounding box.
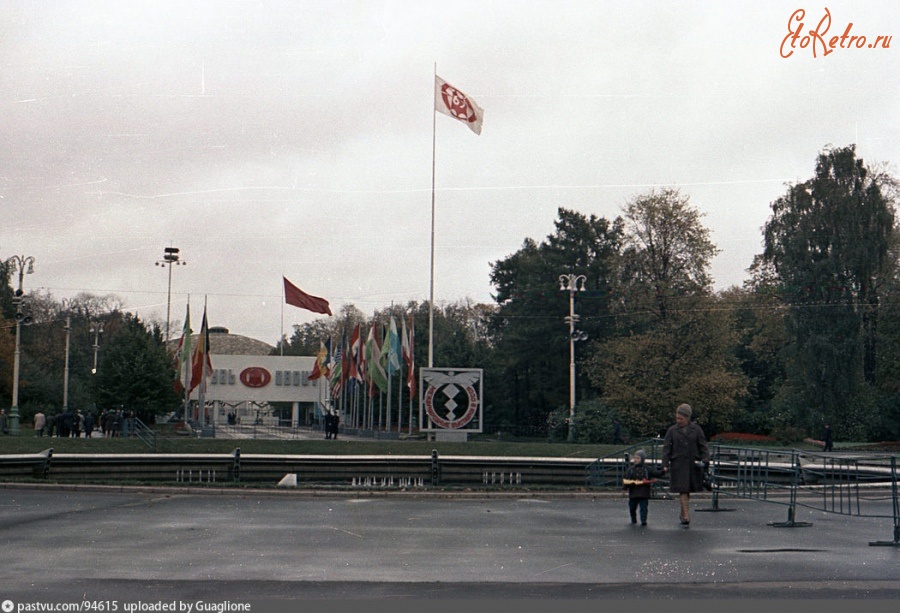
[711,432,776,444]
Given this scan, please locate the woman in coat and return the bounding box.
[661,403,710,527]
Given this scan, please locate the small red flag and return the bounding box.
[283,276,332,316]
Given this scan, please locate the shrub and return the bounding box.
[772,426,807,445]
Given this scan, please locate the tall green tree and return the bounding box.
[585,189,746,437]
[489,207,623,434]
[723,272,791,435]
[760,145,897,437]
[94,313,178,422]
[618,187,719,322]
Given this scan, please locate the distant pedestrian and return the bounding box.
[613,419,624,444]
[114,410,124,437]
[60,409,74,438]
[324,412,334,439]
[83,412,95,437]
[823,424,833,452]
[622,449,662,526]
[0,409,8,435]
[34,411,46,437]
[329,412,340,440]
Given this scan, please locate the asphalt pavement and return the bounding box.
[1,484,898,605]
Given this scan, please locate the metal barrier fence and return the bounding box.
[587,441,899,547]
[703,446,900,547]
[0,448,594,488]
[131,418,157,450]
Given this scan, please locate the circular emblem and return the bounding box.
[440,83,478,125]
[423,373,479,430]
[240,367,271,388]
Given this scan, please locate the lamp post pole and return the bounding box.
[90,322,104,374]
[155,246,184,341]
[62,301,72,413]
[559,273,587,443]
[6,254,35,436]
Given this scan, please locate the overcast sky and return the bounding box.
[2,0,898,344]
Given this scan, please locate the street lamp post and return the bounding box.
[6,254,35,436]
[559,273,587,443]
[155,246,184,341]
[90,322,104,374]
[61,300,73,413]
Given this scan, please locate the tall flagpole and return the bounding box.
[182,296,192,423]
[429,62,437,369]
[280,273,285,356]
[197,295,208,424]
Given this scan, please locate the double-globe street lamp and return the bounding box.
[90,321,104,374]
[155,246,184,342]
[559,273,588,443]
[6,254,35,436]
[63,301,103,411]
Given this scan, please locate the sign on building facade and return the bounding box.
[189,355,322,425]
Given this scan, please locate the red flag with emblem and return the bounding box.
[435,75,484,136]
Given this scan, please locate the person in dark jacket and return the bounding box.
[329,412,340,440]
[661,403,710,528]
[83,412,95,437]
[324,412,334,439]
[623,449,662,526]
[823,424,833,452]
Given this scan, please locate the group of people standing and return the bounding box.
[324,411,340,439]
[29,407,135,438]
[32,408,94,437]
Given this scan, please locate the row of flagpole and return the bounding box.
[307,312,417,434]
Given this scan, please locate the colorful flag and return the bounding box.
[435,75,484,136]
[383,316,401,376]
[173,303,192,394]
[283,276,332,316]
[402,313,415,396]
[322,337,333,379]
[329,341,344,399]
[307,340,328,381]
[356,327,368,383]
[341,333,350,387]
[348,324,361,382]
[189,304,212,393]
[366,323,387,395]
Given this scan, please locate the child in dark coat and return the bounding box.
[623,449,662,526]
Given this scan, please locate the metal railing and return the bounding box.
[587,441,898,546]
[701,445,898,546]
[131,418,157,450]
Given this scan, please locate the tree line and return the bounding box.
[3,145,898,443]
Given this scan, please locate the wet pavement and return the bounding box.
[1,484,898,601]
